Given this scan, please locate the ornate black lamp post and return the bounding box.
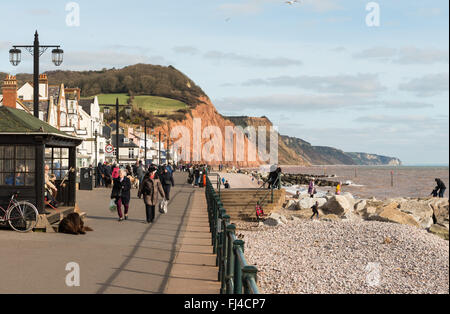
[9,31,63,118]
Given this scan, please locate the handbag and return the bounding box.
[159,199,168,214]
[109,199,117,212]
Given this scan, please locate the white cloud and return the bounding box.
[241,73,386,94]
[399,73,449,97]
[353,47,449,65]
[204,50,302,67]
[215,93,434,113]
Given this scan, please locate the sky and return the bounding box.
[0,0,448,165]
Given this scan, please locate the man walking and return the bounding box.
[136,160,145,198]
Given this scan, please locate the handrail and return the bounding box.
[205,175,260,294]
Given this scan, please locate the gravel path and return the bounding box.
[238,220,449,294]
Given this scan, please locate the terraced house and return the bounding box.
[0,74,106,168]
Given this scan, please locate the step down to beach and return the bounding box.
[216,189,286,221]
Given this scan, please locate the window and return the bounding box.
[0,146,36,187]
[129,148,135,159]
[45,147,69,180]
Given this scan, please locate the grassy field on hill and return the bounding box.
[96,93,188,115]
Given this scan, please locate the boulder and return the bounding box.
[370,202,420,228]
[298,197,327,210]
[322,195,353,216]
[284,200,297,210]
[398,200,435,229]
[342,192,356,207]
[264,213,286,226]
[428,198,449,226]
[354,200,367,213]
[429,224,449,241]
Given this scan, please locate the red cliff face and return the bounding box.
[154,97,263,167]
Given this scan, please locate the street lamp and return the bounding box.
[9,31,63,118]
[52,48,64,66]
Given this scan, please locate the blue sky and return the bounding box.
[0,0,448,164]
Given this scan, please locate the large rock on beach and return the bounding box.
[429,224,449,241]
[428,198,449,226]
[322,195,353,216]
[264,213,288,226]
[298,197,327,210]
[398,199,434,229]
[370,202,420,228]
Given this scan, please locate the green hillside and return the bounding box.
[96,93,188,115]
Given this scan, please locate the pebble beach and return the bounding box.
[238,219,449,294]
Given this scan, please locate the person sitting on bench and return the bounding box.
[45,165,58,199]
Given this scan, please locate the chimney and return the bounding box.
[2,75,17,108]
[39,74,48,99]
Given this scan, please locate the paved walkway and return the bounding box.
[0,173,219,294]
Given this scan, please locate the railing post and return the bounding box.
[233,239,245,294]
[220,214,230,294]
[226,224,236,294]
[242,266,258,294]
[216,208,225,270]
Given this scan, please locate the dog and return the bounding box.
[58,213,93,235]
[128,175,140,189]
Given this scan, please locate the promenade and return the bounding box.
[0,173,220,294]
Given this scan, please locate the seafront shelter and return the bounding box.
[0,106,82,216]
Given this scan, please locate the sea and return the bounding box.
[281,165,449,200]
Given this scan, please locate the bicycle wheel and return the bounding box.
[7,201,39,233]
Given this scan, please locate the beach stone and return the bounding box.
[371,202,420,228]
[299,197,327,210]
[264,213,284,227]
[321,214,340,222]
[322,195,353,216]
[399,200,435,229]
[284,200,296,209]
[429,224,449,241]
[428,198,449,225]
[354,200,367,213]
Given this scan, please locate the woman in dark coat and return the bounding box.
[160,166,175,200]
[139,167,165,224]
[111,169,132,221]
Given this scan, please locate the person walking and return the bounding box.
[193,166,200,187]
[111,164,120,180]
[136,161,146,198]
[160,166,175,201]
[140,167,165,224]
[111,169,132,222]
[96,162,104,187]
[435,178,446,198]
[308,179,315,198]
[311,201,320,220]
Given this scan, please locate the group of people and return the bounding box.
[187,164,209,188]
[109,161,175,223]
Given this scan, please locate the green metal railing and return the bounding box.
[205,175,260,294]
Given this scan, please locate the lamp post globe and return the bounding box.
[9,48,21,66]
[51,48,64,66]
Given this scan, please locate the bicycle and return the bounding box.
[0,191,39,233]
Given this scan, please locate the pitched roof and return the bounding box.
[0,106,80,141]
[79,99,94,115]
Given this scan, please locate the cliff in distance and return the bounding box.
[227,116,402,166]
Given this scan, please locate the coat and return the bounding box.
[160,171,175,187]
[140,176,165,206]
[111,177,131,204]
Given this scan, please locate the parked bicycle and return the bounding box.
[0,191,39,233]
